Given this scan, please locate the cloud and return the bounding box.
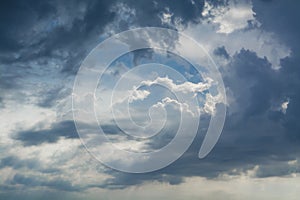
[140,76,212,94]
[10,173,83,192]
[1,0,300,198]
[139,76,221,115]
[91,44,300,187]
[252,0,300,52]
[202,0,257,34]
[183,0,291,69]
[0,0,208,114]
[152,97,195,116]
[14,120,78,146]
[124,0,205,27]
[128,87,150,103]
[281,100,289,114]
[213,46,230,59]
[0,156,60,174]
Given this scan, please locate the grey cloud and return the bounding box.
[0,96,4,108]
[0,156,61,174]
[225,49,300,142]
[101,170,184,189]
[255,161,300,178]
[14,120,78,146]
[0,0,206,73]
[0,156,39,169]
[10,173,83,192]
[252,0,300,52]
[213,46,230,59]
[37,86,71,108]
[0,1,55,53]
[0,0,116,63]
[0,0,118,108]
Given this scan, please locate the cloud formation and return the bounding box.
[1,0,300,199]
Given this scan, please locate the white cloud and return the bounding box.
[203,93,224,115]
[138,76,222,115]
[141,76,213,94]
[128,87,150,103]
[159,8,173,25]
[110,75,214,124]
[281,100,289,114]
[202,0,258,34]
[153,97,195,116]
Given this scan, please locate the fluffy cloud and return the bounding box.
[202,0,257,34]
[152,97,195,116]
[128,87,150,103]
[140,76,212,94]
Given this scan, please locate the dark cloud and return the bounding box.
[226,49,300,141]
[0,0,55,53]
[0,0,206,72]
[213,46,230,59]
[0,0,117,73]
[14,120,78,146]
[252,0,300,51]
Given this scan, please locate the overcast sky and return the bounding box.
[1,0,300,199]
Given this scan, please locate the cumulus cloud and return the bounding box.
[152,97,195,116]
[140,76,213,94]
[128,87,150,103]
[203,93,223,115]
[139,76,222,115]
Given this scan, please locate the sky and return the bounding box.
[0,0,300,199]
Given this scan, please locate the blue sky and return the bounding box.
[1,0,300,199]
